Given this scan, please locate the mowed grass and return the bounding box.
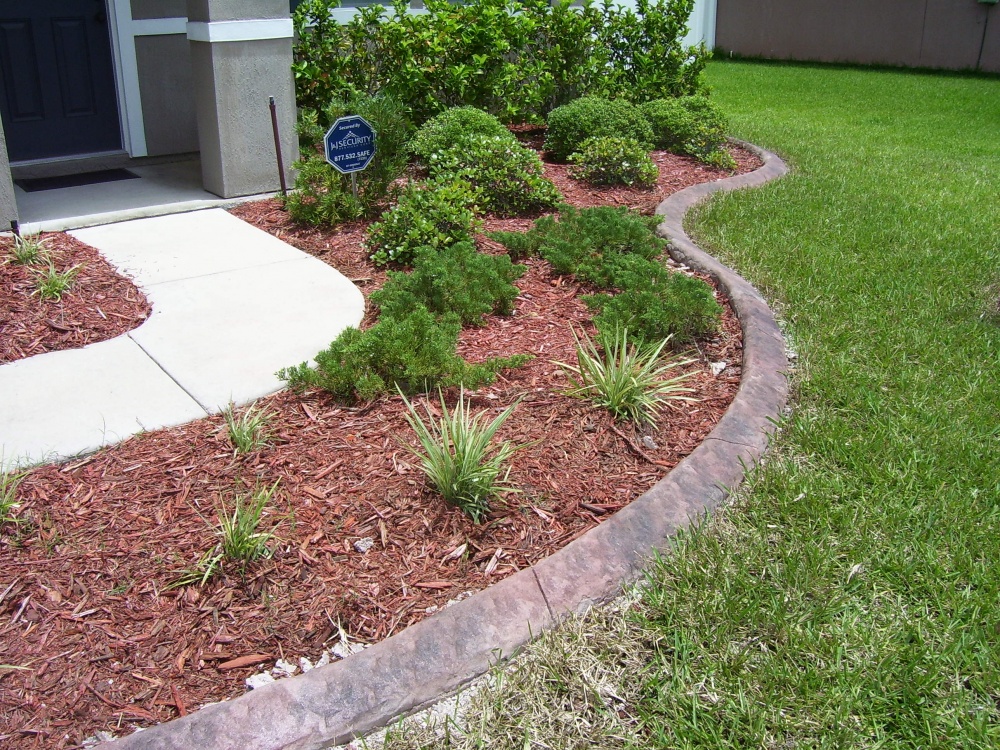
[362,62,1000,749]
[641,62,1000,748]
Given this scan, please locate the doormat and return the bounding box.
[15,169,141,193]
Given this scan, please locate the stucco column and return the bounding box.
[186,0,297,198]
[0,122,17,228]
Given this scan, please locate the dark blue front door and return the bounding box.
[0,0,122,162]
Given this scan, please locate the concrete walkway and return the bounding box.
[0,208,364,470]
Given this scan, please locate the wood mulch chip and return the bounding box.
[1,144,760,748]
[0,234,150,365]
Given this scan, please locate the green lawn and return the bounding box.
[378,61,1000,749]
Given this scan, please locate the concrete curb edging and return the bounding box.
[101,143,790,750]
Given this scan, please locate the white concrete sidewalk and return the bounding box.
[0,209,364,470]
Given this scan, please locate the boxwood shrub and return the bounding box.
[544,97,653,162]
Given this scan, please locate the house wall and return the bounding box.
[129,0,199,156]
[715,0,1000,73]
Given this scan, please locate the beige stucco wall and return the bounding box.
[716,0,999,73]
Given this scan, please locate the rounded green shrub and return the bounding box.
[639,95,733,167]
[430,135,561,217]
[366,178,482,266]
[410,107,516,167]
[544,97,653,162]
[568,136,659,187]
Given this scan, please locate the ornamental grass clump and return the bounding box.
[558,327,695,424]
[217,481,280,567]
[32,260,81,301]
[8,234,47,265]
[401,388,524,523]
[223,400,275,454]
[0,468,25,528]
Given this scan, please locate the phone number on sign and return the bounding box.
[332,150,373,163]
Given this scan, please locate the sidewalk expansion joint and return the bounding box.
[127,332,212,416]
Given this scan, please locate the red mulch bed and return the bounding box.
[0,234,150,365]
[0,145,760,748]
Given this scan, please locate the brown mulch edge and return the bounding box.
[0,234,151,365]
[0,145,761,749]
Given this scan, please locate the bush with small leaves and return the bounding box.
[569,136,659,187]
[544,97,653,162]
[587,265,722,347]
[410,107,516,167]
[429,135,561,217]
[639,95,734,168]
[489,206,664,285]
[277,307,531,402]
[366,178,482,266]
[372,241,525,326]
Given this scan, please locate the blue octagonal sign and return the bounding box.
[324,116,377,174]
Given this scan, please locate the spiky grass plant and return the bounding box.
[165,548,223,590]
[31,260,80,301]
[223,400,274,454]
[559,327,696,424]
[9,234,47,265]
[0,469,25,526]
[217,482,279,566]
[401,388,523,523]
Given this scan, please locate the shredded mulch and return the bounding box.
[0,234,150,365]
[0,144,760,748]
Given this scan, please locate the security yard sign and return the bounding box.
[324,116,377,174]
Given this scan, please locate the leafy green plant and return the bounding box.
[291,0,707,125]
[32,260,80,301]
[640,95,734,167]
[286,92,413,226]
[401,388,524,523]
[410,107,516,166]
[558,327,695,424]
[587,265,722,346]
[278,307,531,402]
[8,234,47,265]
[569,136,659,187]
[0,468,25,527]
[366,178,482,266]
[371,241,525,325]
[544,97,654,162]
[428,134,562,217]
[166,548,223,590]
[223,400,275,454]
[490,206,664,283]
[217,482,280,567]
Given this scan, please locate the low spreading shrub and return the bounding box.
[544,97,653,162]
[568,136,659,187]
[277,307,530,402]
[372,241,525,325]
[490,206,663,284]
[410,107,515,166]
[429,135,561,217]
[587,267,723,346]
[366,178,482,266]
[639,95,734,168]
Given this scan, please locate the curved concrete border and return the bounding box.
[102,144,790,750]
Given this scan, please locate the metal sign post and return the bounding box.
[324,116,377,199]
